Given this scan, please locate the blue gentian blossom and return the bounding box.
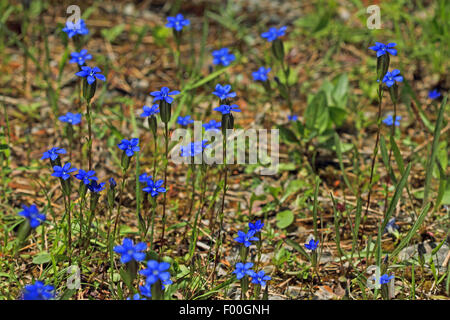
[368,42,397,57]
[177,115,194,126]
[203,119,221,132]
[166,13,190,31]
[261,26,287,42]
[252,67,271,81]
[139,283,152,298]
[233,262,254,280]
[180,140,209,157]
[74,169,97,185]
[249,220,264,233]
[69,49,92,66]
[62,19,89,38]
[143,179,166,197]
[234,230,259,247]
[379,274,394,285]
[22,281,54,300]
[249,270,271,287]
[382,69,403,87]
[212,48,235,66]
[109,177,117,188]
[139,173,153,184]
[150,87,180,104]
[41,147,66,161]
[140,104,159,118]
[212,84,236,100]
[113,238,147,264]
[87,180,105,193]
[118,138,140,157]
[382,115,401,127]
[18,204,46,228]
[127,293,146,300]
[59,112,82,125]
[384,218,399,235]
[288,115,298,121]
[214,104,241,115]
[140,260,171,285]
[75,66,106,85]
[428,89,441,100]
[52,162,77,180]
[304,239,319,251]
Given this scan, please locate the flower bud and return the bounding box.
[83,78,96,103]
[271,38,285,61]
[159,100,171,124]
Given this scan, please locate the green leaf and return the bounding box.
[32,252,51,264]
[283,238,310,260]
[276,210,294,229]
[280,180,303,203]
[277,125,300,144]
[305,91,328,133]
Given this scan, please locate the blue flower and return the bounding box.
[166,13,190,31]
[59,112,82,125]
[304,239,319,251]
[428,89,441,100]
[382,69,403,87]
[140,260,171,285]
[109,177,117,188]
[261,26,287,42]
[287,115,298,121]
[139,173,153,184]
[118,138,140,157]
[87,180,105,193]
[369,42,397,57]
[22,281,54,300]
[143,179,166,197]
[18,204,46,228]
[41,147,66,161]
[203,119,221,132]
[234,230,259,247]
[180,140,209,157]
[177,115,194,126]
[379,274,394,284]
[69,49,92,66]
[252,67,271,81]
[113,238,147,264]
[75,66,106,85]
[212,84,236,100]
[214,104,241,115]
[140,104,159,118]
[212,48,235,66]
[52,162,77,180]
[62,19,89,38]
[74,169,97,185]
[383,218,399,235]
[127,293,146,300]
[233,262,254,280]
[382,115,401,127]
[139,283,152,298]
[249,270,271,287]
[249,220,264,233]
[150,87,180,104]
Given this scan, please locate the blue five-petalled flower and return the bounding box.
[22,281,55,300]
[75,66,106,85]
[177,115,194,126]
[214,104,241,115]
[166,13,190,31]
[52,162,77,180]
[249,270,271,287]
[212,48,235,66]
[69,49,92,66]
[150,87,180,104]
[143,179,166,197]
[368,42,397,57]
[233,262,254,280]
[59,112,82,125]
[235,230,259,247]
[304,239,319,251]
[252,67,271,81]
[382,115,401,127]
[379,274,394,285]
[382,69,403,88]
[62,19,89,38]
[261,26,287,42]
[140,260,171,285]
[118,138,140,157]
[41,147,66,161]
[18,204,46,228]
[113,238,147,264]
[140,104,160,118]
[212,84,236,100]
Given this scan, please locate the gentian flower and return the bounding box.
[166,13,190,31]
[252,67,271,81]
[177,115,194,126]
[143,179,166,197]
[212,48,235,66]
[22,281,54,300]
[150,87,180,104]
[368,42,397,57]
[109,177,117,188]
[140,104,159,118]
[113,238,147,264]
[139,282,152,298]
[261,26,287,42]
[69,49,92,66]
[249,220,264,233]
[180,140,209,157]
[118,138,140,157]
[379,274,394,284]
[214,104,241,115]
[203,119,221,132]
[62,19,89,38]
[59,112,82,125]
[41,147,66,161]
[18,204,46,228]
[287,115,298,121]
[212,84,236,100]
[74,169,97,185]
[383,217,399,235]
[75,66,106,85]
[234,230,259,247]
[382,69,403,87]
[52,162,77,180]
[139,173,153,184]
[87,180,105,193]
[233,262,254,280]
[127,293,146,300]
[140,260,171,285]
[249,270,271,287]
[382,115,401,127]
[304,239,319,251]
[428,89,441,100]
